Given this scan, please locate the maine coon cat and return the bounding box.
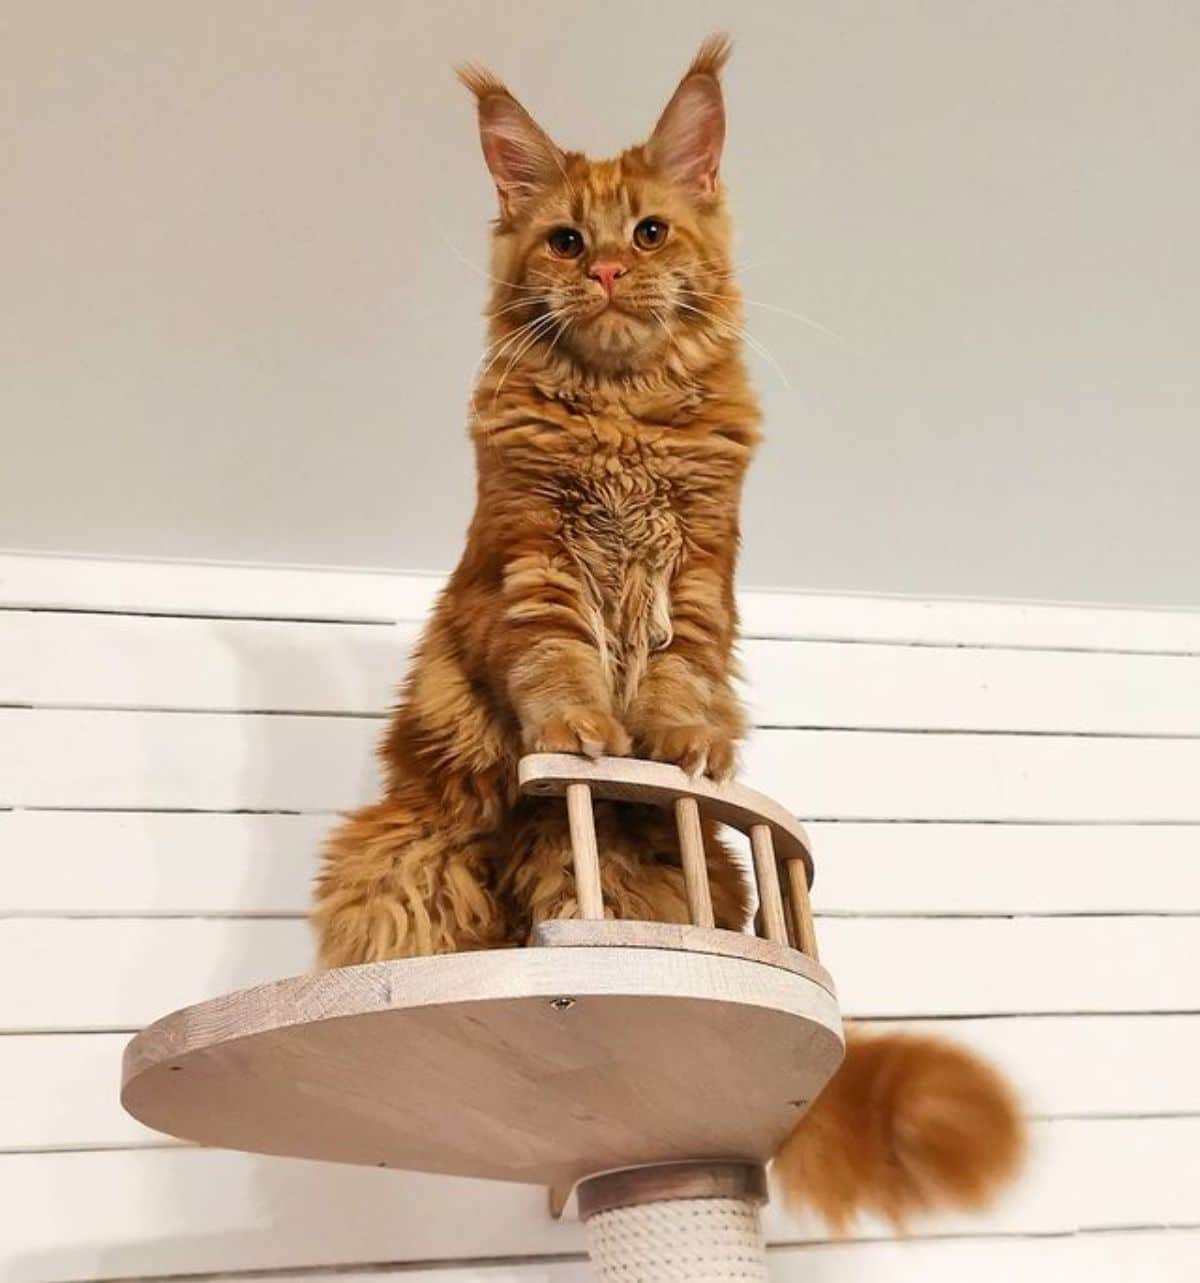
[314,37,1023,1229]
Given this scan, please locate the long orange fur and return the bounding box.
[313,36,1024,1228]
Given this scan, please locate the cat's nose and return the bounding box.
[588,260,628,296]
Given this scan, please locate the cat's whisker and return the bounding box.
[673,300,793,390]
[525,271,564,294]
[490,320,559,405]
[438,229,551,294]
[476,312,549,363]
[684,289,838,338]
[489,294,550,319]
[472,312,557,392]
[648,307,687,375]
[689,238,802,276]
[490,310,563,404]
[684,255,737,276]
[543,314,572,367]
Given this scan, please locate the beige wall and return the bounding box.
[2,1,1197,606]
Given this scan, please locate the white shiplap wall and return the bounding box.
[1,553,1198,1283]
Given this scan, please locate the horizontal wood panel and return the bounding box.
[824,915,1200,1017]
[0,811,329,914]
[743,639,1200,733]
[240,1230,1200,1283]
[766,1232,1200,1283]
[7,711,1200,819]
[0,1147,570,1283]
[0,554,444,625]
[749,730,1200,822]
[7,554,1200,651]
[2,1120,1197,1282]
[7,612,1200,734]
[0,708,381,812]
[864,1013,1200,1118]
[0,611,411,713]
[0,1034,161,1150]
[6,1014,1197,1152]
[0,918,310,1031]
[810,822,1200,914]
[5,811,1195,916]
[3,916,1194,1031]
[738,593,1200,652]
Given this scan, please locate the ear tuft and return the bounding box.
[685,32,733,80]
[456,63,564,217]
[647,35,730,198]
[455,62,508,103]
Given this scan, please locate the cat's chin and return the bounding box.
[567,308,666,369]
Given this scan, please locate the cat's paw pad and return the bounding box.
[529,707,631,760]
[643,724,737,780]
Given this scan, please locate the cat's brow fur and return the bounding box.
[313,36,1023,1229]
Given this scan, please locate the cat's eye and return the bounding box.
[547,227,584,258]
[633,217,670,250]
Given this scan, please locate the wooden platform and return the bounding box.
[122,923,843,1193]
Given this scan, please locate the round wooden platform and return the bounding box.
[122,923,843,1193]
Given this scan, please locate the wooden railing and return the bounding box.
[518,754,819,960]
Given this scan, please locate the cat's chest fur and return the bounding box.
[559,434,682,575]
[554,419,686,698]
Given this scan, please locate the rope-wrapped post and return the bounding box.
[579,1162,769,1282]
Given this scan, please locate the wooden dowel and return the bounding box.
[749,824,788,944]
[566,783,604,920]
[784,858,819,960]
[777,859,799,951]
[674,796,715,928]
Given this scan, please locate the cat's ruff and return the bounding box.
[122,754,843,1281]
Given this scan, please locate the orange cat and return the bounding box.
[314,36,1023,1228]
[315,36,755,965]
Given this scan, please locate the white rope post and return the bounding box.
[578,1163,769,1283]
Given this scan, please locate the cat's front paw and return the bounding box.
[527,706,632,760]
[640,724,737,780]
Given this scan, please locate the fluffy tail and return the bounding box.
[775,1029,1025,1232]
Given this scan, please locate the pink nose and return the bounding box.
[588,260,628,295]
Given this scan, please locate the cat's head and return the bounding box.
[460,36,739,380]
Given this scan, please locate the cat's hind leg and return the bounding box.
[500,801,751,937]
[313,784,511,967]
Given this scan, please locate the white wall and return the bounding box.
[3,2,1200,608]
[1,553,1198,1281]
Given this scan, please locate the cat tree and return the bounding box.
[121,755,844,1281]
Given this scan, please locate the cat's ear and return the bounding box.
[457,64,565,217]
[646,34,731,199]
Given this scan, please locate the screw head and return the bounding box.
[551,997,576,1012]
